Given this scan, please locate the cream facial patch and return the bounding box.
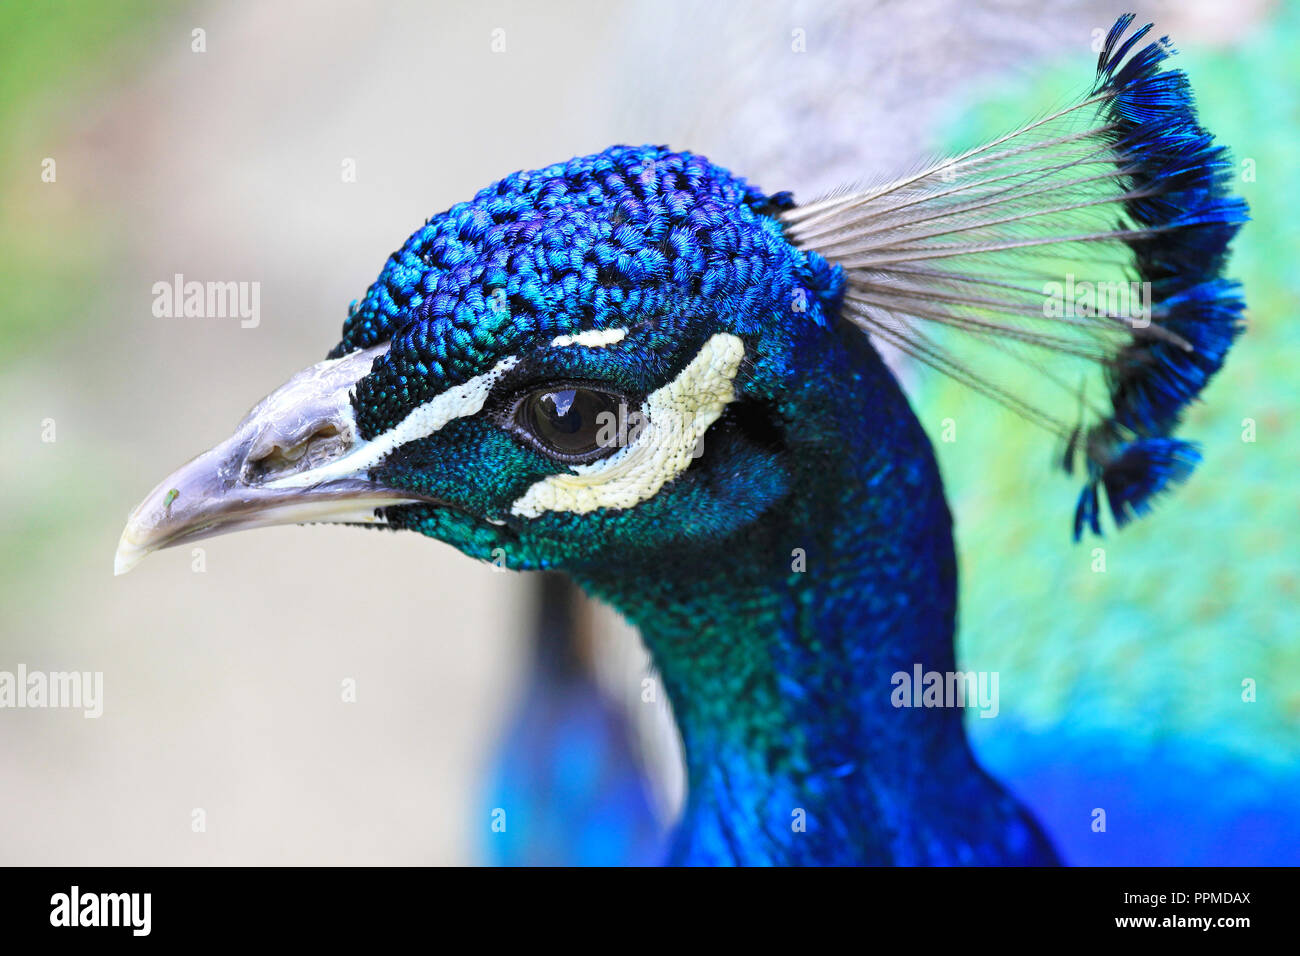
[550,328,627,349]
[510,333,744,517]
[264,355,518,489]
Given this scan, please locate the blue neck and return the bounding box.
[576,328,1057,865]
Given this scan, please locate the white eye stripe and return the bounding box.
[264,355,519,489]
[550,328,627,349]
[510,333,744,517]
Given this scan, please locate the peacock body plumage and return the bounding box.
[483,573,663,865]
[115,17,1249,865]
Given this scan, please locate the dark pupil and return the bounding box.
[528,388,616,456]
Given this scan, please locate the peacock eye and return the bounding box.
[515,387,622,461]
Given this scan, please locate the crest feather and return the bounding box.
[785,14,1247,537]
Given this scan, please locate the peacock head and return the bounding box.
[117,18,1247,577]
[115,146,850,575]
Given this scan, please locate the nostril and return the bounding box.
[243,422,350,483]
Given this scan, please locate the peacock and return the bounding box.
[114,16,1246,865]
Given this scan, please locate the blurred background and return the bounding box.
[0,0,1294,864]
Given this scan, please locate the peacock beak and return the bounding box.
[114,343,429,575]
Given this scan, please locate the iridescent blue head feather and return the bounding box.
[314,145,847,568]
[331,144,834,401]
